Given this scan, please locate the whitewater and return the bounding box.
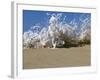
[23,13,90,48]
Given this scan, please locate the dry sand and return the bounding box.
[23,45,90,69]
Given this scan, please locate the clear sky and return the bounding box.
[23,10,91,32]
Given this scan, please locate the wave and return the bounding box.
[23,13,90,48]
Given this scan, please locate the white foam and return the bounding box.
[23,13,90,48]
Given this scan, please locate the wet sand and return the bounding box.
[23,45,90,69]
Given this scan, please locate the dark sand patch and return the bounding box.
[23,45,90,69]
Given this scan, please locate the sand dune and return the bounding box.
[23,45,90,69]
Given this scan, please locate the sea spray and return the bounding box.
[23,13,91,48]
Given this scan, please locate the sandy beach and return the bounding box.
[23,45,90,69]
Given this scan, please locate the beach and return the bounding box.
[23,45,90,69]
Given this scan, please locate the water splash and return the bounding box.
[23,13,90,48]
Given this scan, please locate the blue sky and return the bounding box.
[23,10,91,32]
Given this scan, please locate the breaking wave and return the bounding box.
[23,13,91,48]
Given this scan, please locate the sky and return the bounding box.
[23,10,91,32]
